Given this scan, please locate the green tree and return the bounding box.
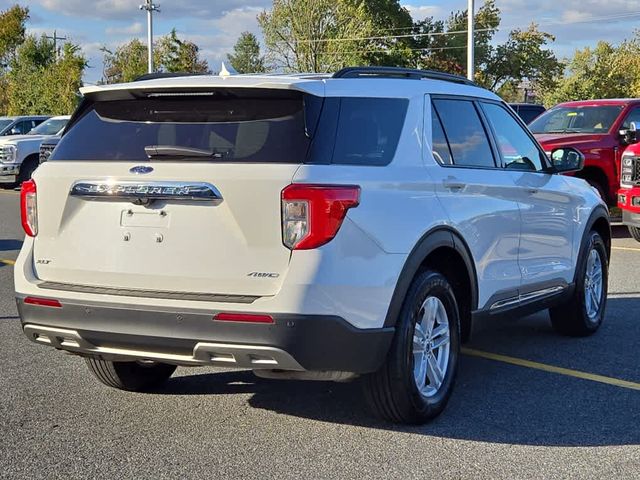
[541,36,640,106]
[258,0,376,72]
[155,29,209,74]
[228,32,266,73]
[412,0,562,97]
[359,0,414,67]
[7,35,85,115]
[101,38,147,83]
[0,5,29,67]
[102,31,209,84]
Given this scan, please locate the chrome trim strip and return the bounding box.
[490,285,566,311]
[37,281,258,304]
[23,324,305,370]
[69,181,222,202]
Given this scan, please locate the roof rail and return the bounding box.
[332,67,476,86]
[133,72,209,82]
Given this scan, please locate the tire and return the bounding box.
[17,157,38,184]
[363,270,461,424]
[629,226,640,243]
[85,357,177,392]
[549,231,608,337]
[586,179,608,204]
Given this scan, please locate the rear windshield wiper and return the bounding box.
[144,145,224,160]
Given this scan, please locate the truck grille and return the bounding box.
[621,156,640,186]
[39,143,56,163]
[0,150,10,163]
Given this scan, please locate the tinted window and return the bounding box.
[482,103,547,171]
[432,99,495,168]
[30,118,68,135]
[518,107,544,125]
[430,108,453,165]
[622,108,640,129]
[53,90,317,163]
[529,105,623,134]
[332,98,407,166]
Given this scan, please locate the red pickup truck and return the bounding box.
[529,99,640,205]
[618,125,640,241]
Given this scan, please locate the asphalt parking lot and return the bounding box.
[0,189,638,479]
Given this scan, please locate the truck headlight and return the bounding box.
[621,155,636,187]
[1,144,17,163]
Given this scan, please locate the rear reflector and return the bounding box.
[24,297,62,308]
[213,312,274,324]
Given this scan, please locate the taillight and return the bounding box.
[281,184,360,250]
[20,179,37,237]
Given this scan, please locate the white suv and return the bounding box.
[15,67,610,424]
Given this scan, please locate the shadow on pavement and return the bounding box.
[612,224,631,239]
[158,296,640,447]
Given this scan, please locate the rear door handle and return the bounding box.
[443,181,466,192]
[527,188,539,194]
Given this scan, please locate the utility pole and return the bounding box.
[467,0,475,81]
[45,30,67,59]
[139,0,160,73]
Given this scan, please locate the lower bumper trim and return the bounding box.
[23,324,305,370]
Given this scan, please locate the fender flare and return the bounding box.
[575,206,611,282]
[383,227,478,328]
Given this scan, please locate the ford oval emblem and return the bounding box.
[130,165,154,175]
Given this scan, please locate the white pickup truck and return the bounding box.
[0,116,70,185]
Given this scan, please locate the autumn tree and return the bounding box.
[155,29,209,74]
[258,0,376,72]
[102,31,209,84]
[541,35,640,106]
[228,32,265,73]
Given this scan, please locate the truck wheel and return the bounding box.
[629,226,640,243]
[85,357,177,392]
[549,231,608,336]
[363,270,460,424]
[17,157,38,184]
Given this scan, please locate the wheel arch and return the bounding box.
[383,227,478,342]
[583,206,611,266]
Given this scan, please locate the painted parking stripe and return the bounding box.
[612,246,640,253]
[0,259,15,266]
[462,347,640,391]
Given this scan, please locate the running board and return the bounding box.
[489,285,566,311]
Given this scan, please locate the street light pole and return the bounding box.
[139,0,160,73]
[467,0,475,81]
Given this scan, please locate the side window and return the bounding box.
[15,121,30,134]
[332,98,408,166]
[430,108,453,165]
[432,99,495,168]
[622,108,640,129]
[481,102,547,172]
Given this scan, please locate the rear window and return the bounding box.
[53,90,408,166]
[53,90,313,163]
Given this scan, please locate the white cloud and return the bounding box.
[403,4,442,21]
[106,22,143,36]
[30,0,271,21]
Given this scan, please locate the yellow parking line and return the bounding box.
[612,246,640,253]
[462,347,640,391]
[0,259,15,266]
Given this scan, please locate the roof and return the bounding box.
[79,71,500,102]
[0,115,50,120]
[555,99,640,108]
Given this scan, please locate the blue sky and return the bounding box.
[3,0,640,84]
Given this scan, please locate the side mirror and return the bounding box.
[551,147,585,173]
[619,121,639,145]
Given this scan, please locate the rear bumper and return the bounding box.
[17,296,394,374]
